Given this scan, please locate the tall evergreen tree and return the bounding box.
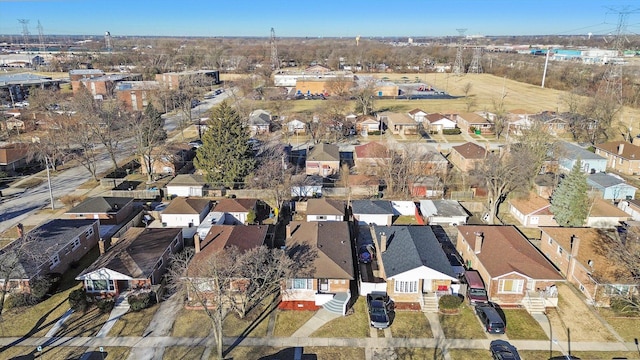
[550,159,590,227]
[195,101,255,188]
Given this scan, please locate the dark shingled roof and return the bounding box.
[66,197,133,214]
[373,226,456,279]
[286,221,354,279]
[0,219,98,280]
[351,200,394,215]
[77,227,181,280]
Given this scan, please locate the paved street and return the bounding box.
[0,89,230,234]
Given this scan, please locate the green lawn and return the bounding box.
[311,297,369,338]
[439,304,487,339]
[107,303,160,337]
[503,309,548,340]
[273,310,316,337]
[393,215,420,225]
[391,311,433,338]
[171,308,212,337]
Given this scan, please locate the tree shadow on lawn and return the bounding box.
[223,295,281,358]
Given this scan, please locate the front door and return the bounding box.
[117,280,130,294]
[423,279,432,293]
[319,279,329,292]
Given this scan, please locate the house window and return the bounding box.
[317,215,327,220]
[86,227,94,237]
[498,279,524,294]
[85,279,115,292]
[557,246,563,255]
[50,255,60,270]
[71,237,81,250]
[287,278,313,290]
[156,258,164,269]
[394,280,418,293]
[548,238,553,245]
[579,284,585,292]
[530,216,539,225]
[619,158,623,165]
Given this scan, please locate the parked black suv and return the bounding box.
[475,303,505,334]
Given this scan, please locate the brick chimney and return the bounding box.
[380,232,387,252]
[570,234,580,258]
[98,239,106,255]
[474,232,484,254]
[16,223,24,238]
[618,143,625,155]
[194,233,201,254]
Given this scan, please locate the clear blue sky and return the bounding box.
[0,0,637,38]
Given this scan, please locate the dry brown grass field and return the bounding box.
[369,72,640,138]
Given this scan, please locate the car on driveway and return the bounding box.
[475,302,505,334]
[366,291,392,329]
[490,340,520,360]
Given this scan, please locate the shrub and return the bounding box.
[368,130,381,136]
[30,273,63,301]
[128,292,156,312]
[442,128,462,135]
[68,289,89,311]
[4,293,34,309]
[96,299,115,313]
[439,294,464,310]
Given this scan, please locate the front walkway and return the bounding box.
[290,308,340,337]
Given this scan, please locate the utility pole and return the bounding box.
[541,48,551,88]
[452,28,467,76]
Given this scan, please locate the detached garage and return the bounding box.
[166,174,206,197]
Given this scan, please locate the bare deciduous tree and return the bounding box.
[462,82,477,112]
[0,226,54,317]
[246,141,291,220]
[168,245,313,360]
[472,149,535,224]
[129,104,167,183]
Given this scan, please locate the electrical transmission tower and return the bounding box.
[270,27,279,70]
[452,28,467,76]
[18,19,30,51]
[37,20,45,53]
[468,46,483,74]
[598,7,638,104]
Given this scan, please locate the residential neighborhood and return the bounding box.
[1,4,640,360]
